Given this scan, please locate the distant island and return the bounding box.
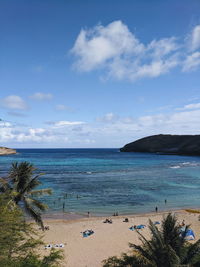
[0,147,16,155]
[120,134,200,156]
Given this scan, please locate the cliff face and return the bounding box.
[0,147,16,155]
[120,134,200,156]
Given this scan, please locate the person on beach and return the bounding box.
[181,220,185,226]
[62,202,65,212]
[155,206,158,212]
[88,211,90,217]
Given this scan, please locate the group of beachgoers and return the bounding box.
[81,217,195,241]
[82,217,149,238]
[103,217,130,224]
[103,218,112,224]
[45,243,65,249]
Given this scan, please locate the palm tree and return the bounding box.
[0,161,52,230]
[103,213,200,267]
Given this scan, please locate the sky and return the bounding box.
[1,0,200,148]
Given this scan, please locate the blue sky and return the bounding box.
[1,0,200,148]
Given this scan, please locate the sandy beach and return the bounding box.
[40,210,200,267]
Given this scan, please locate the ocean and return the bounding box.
[1,148,200,216]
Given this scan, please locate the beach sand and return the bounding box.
[40,210,200,267]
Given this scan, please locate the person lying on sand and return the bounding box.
[103,218,112,224]
[82,229,94,237]
[129,224,146,230]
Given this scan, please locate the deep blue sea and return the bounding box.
[1,148,200,216]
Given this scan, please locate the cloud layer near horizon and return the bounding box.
[71,21,200,81]
[2,101,200,147]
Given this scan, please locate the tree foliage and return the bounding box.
[0,161,52,229]
[0,193,63,267]
[103,213,200,267]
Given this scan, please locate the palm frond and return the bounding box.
[10,162,33,179]
[104,213,200,267]
[25,197,48,211]
[24,198,44,230]
[30,188,52,196]
[0,177,12,192]
[20,177,41,195]
[131,243,155,264]
[162,213,186,256]
[149,220,165,248]
[5,161,50,231]
[130,227,158,264]
[131,224,158,255]
[182,239,200,264]
[165,244,181,265]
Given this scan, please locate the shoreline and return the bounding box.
[41,209,187,226]
[40,206,197,223]
[0,147,17,155]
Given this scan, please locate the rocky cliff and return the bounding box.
[0,147,17,155]
[120,134,200,156]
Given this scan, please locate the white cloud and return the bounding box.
[131,57,179,80]
[96,112,119,123]
[55,104,72,111]
[0,121,12,127]
[2,104,200,147]
[56,104,67,111]
[54,121,85,127]
[97,113,135,124]
[147,37,179,58]
[0,122,91,146]
[189,25,200,51]
[71,20,144,72]
[0,128,15,142]
[95,107,200,140]
[71,21,200,81]
[29,128,46,135]
[182,52,200,72]
[0,95,28,110]
[30,92,53,100]
[178,102,200,110]
[47,120,85,127]
[15,128,56,143]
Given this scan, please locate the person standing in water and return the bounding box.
[155,206,158,212]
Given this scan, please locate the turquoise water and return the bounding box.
[1,148,200,215]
